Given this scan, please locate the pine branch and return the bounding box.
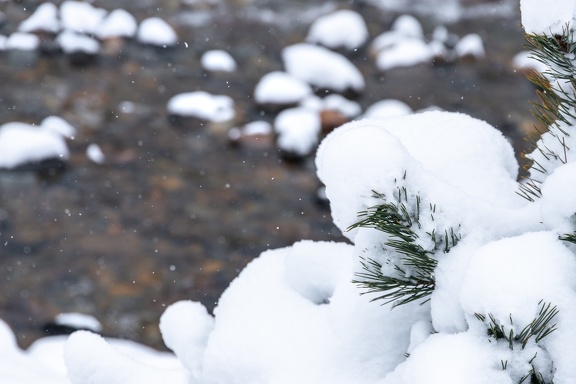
[521,24,576,200]
[349,186,460,308]
[559,231,576,245]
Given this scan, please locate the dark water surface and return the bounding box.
[0,0,536,349]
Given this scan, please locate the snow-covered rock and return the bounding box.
[363,99,413,119]
[86,144,105,164]
[513,50,548,72]
[6,32,40,51]
[167,91,235,122]
[254,71,312,106]
[0,120,71,169]
[282,43,365,94]
[454,33,485,59]
[306,9,368,50]
[60,1,107,35]
[137,17,178,47]
[201,50,237,72]
[18,3,60,34]
[96,9,138,39]
[375,37,434,70]
[56,30,100,55]
[274,107,321,157]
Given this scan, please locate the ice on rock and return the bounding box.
[254,71,312,105]
[96,9,138,39]
[60,1,107,35]
[18,3,60,33]
[306,9,368,50]
[201,50,237,72]
[282,43,365,94]
[137,17,178,47]
[167,91,235,122]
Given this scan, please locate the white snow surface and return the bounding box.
[137,17,178,47]
[57,30,100,54]
[274,107,321,156]
[0,120,71,169]
[521,0,576,35]
[6,32,40,51]
[254,71,312,105]
[305,9,368,50]
[6,100,576,382]
[167,91,235,122]
[18,3,60,33]
[201,50,237,72]
[60,1,107,35]
[454,33,485,59]
[363,99,413,119]
[282,43,365,93]
[96,9,138,39]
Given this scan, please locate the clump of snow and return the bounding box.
[96,9,137,39]
[274,107,321,156]
[40,116,76,139]
[18,2,60,34]
[305,93,361,118]
[55,312,102,333]
[305,9,368,50]
[254,71,312,106]
[363,99,413,119]
[454,33,485,59]
[282,43,365,94]
[0,121,71,169]
[391,14,424,38]
[167,91,235,122]
[6,32,40,51]
[513,50,548,72]
[60,1,107,35]
[137,17,178,47]
[56,30,100,54]
[86,144,105,164]
[521,0,576,35]
[540,162,576,232]
[201,50,237,72]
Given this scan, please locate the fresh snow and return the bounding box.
[6,32,40,51]
[96,9,138,39]
[56,30,100,54]
[274,107,321,156]
[60,1,107,35]
[254,71,312,105]
[201,50,237,72]
[520,0,576,34]
[137,17,178,47]
[18,3,60,34]
[305,9,369,50]
[167,91,235,122]
[282,43,365,93]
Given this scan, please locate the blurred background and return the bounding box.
[0,0,536,350]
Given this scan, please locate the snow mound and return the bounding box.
[306,9,368,50]
[201,50,237,72]
[254,71,312,105]
[167,91,235,122]
[96,9,138,39]
[282,43,365,94]
[137,17,178,47]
